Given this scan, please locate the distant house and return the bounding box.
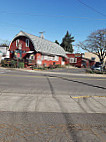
[65,52,82,68]
[83,52,106,68]
[84,52,106,62]
[9,31,66,67]
[0,46,9,62]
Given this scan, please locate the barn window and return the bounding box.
[26,39,29,47]
[41,55,44,60]
[29,54,34,60]
[54,56,59,61]
[44,55,48,60]
[16,39,19,47]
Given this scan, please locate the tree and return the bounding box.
[78,29,106,64]
[60,31,75,53]
[0,43,9,47]
[55,40,60,45]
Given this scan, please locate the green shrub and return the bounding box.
[1,60,6,67]
[55,64,61,68]
[1,60,9,67]
[48,64,54,69]
[10,60,17,68]
[18,62,24,68]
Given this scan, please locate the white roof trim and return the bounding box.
[26,51,34,54]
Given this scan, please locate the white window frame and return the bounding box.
[41,55,44,60]
[47,56,50,61]
[74,58,77,63]
[26,39,29,47]
[54,56,59,61]
[16,39,19,47]
[70,58,77,63]
[50,56,53,61]
[70,58,74,63]
[44,55,48,60]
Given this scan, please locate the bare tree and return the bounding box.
[0,39,10,47]
[78,29,106,64]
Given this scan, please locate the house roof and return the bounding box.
[10,31,67,57]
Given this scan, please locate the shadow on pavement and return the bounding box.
[46,76,82,142]
[45,74,106,90]
[44,73,106,141]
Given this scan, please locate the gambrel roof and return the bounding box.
[10,31,67,57]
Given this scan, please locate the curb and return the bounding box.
[21,69,106,77]
[71,96,106,99]
[0,67,106,77]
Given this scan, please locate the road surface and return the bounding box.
[0,67,106,142]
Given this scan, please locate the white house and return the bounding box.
[0,46,9,62]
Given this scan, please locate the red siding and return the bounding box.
[35,53,62,67]
[42,57,62,67]
[9,36,35,58]
[66,53,82,67]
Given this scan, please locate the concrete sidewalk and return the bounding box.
[0,93,106,113]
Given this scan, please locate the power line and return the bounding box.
[0,16,106,31]
[0,9,106,30]
[77,0,106,17]
[0,11,106,21]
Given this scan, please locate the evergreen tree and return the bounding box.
[61,31,75,53]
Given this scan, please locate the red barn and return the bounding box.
[9,31,66,67]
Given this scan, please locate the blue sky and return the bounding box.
[0,0,106,52]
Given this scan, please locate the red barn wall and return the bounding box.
[42,56,62,67]
[35,53,62,67]
[9,36,35,58]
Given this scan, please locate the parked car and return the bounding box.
[91,62,103,71]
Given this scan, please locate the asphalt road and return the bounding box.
[0,68,106,96]
[0,67,106,142]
